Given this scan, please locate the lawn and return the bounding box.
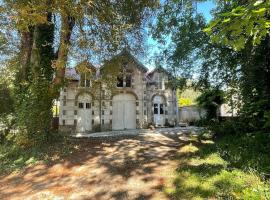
[164,132,270,200]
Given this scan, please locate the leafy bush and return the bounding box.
[196,88,225,120]
[179,98,192,107]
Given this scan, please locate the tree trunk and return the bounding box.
[18,28,34,82]
[54,15,75,86]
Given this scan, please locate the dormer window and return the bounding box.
[80,73,91,87]
[117,76,124,87]
[116,70,132,88]
[156,73,165,90]
[126,74,131,87]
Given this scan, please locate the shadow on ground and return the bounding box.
[0,130,199,200]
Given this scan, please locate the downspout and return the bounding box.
[99,81,102,132]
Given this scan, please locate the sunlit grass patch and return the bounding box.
[164,133,270,200]
[179,143,199,154]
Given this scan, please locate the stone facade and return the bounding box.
[59,51,178,133]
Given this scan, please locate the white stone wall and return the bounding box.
[59,63,178,132]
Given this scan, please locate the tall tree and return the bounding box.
[0,0,158,144]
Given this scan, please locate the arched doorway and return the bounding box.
[153,95,165,126]
[112,93,136,130]
[77,94,92,133]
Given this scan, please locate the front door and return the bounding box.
[77,94,92,133]
[153,95,165,126]
[112,93,136,130]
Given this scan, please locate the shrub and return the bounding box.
[196,88,225,120]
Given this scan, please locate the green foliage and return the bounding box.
[0,83,14,116]
[179,98,192,107]
[205,0,270,51]
[152,1,208,78]
[264,112,270,129]
[0,134,73,174]
[196,88,225,120]
[178,86,201,107]
[13,15,55,146]
[15,79,54,146]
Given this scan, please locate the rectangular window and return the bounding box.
[86,79,91,87]
[80,73,85,87]
[102,101,105,106]
[102,119,104,124]
[74,110,77,115]
[92,101,94,106]
[63,100,66,106]
[160,104,164,114]
[117,76,124,87]
[63,110,66,115]
[144,110,147,115]
[92,110,94,115]
[63,88,67,92]
[154,104,158,114]
[92,119,94,125]
[86,103,91,109]
[110,110,112,115]
[102,110,104,115]
[74,119,77,125]
[79,102,84,109]
[110,101,112,106]
[75,101,78,106]
[110,119,112,125]
[62,120,65,125]
[126,75,131,87]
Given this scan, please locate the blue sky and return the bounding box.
[143,0,216,70]
[197,0,216,22]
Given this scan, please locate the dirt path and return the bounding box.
[0,132,189,200]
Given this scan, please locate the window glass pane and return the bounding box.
[86,103,91,109]
[79,102,84,108]
[160,104,164,114]
[126,75,131,87]
[80,73,85,87]
[86,80,91,87]
[117,76,124,87]
[154,104,158,114]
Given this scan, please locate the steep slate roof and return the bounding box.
[65,68,80,81]
[65,61,96,81]
[100,49,148,73]
[146,66,173,79]
[75,60,96,73]
[118,49,148,72]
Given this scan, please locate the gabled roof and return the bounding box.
[146,66,173,79]
[65,68,80,81]
[75,60,96,73]
[119,49,148,72]
[65,61,96,81]
[101,48,148,73]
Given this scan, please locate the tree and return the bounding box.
[204,0,270,51]
[205,0,270,130]
[196,88,225,120]
[0,0,158,144]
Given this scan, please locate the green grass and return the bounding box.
[164,133,270,200]
[0,135,74,175]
